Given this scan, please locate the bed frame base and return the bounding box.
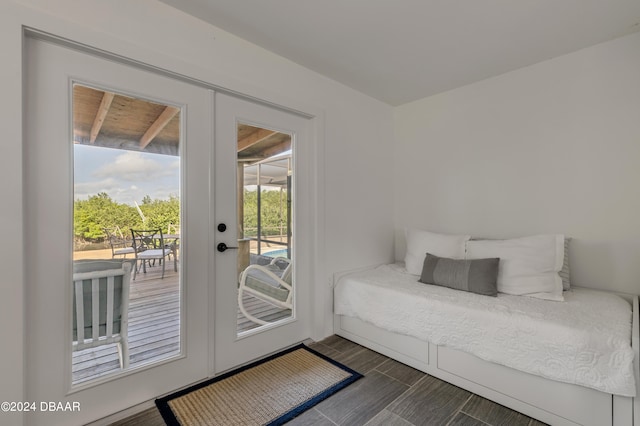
[335,299,638,426]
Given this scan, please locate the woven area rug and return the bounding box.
[155,344,363,426]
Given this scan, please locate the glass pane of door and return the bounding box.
[236,123,294,334]
[72,84,181,385]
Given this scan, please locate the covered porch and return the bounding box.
[72,257,290,385]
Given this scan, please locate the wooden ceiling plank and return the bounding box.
[140,106,180,149]
[237,129,278,152]
[89,92,115,144]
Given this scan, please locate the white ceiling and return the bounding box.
[159,0,640,106]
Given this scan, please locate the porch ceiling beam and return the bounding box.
[140,106,180,149]
[260,140,291,159]
[237,129,278,152]
[89,92,115,144]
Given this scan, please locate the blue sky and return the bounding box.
[74,144,180,205]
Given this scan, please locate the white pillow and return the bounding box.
[404,229,470,275]
[466,234,564,301]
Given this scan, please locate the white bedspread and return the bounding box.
[334,263,636,397]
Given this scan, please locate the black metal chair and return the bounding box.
[104,227,135,259]
[130,228,175,279]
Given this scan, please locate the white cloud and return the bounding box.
[74,149,180,205]
[74,177,121,198]
[93,151,177,182]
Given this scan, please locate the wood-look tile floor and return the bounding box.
[110,336,548,426]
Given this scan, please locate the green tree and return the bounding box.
[73,193,178,246]
[74,193,132,241]
[243,188,288,238]
[139,195,180,232]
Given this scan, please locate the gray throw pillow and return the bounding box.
[419,253,499,297]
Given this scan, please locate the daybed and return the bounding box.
[333,231,639,426]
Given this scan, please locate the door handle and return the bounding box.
[217,242,238,252]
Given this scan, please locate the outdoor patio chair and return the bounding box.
[238,256,292,325]
[130,228,176,280]
[104,227,135,258]
[167,223,180,235]
[72,259,133,369]
[164,224,180,265]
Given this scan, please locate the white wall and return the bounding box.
[394,32,640,294]
[0,0,394,416]
[0,7,26,420]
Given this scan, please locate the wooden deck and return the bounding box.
[72,259,291,385]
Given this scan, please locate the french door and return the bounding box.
[24,38,211,425]
[213,93,311,374]
[25,36,311,425]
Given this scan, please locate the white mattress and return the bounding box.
[334,263,636,397]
